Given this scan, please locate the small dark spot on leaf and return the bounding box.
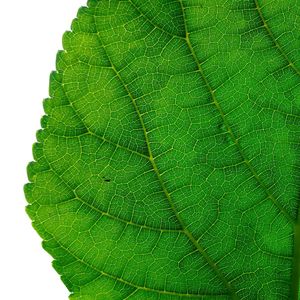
[102,176,111,183]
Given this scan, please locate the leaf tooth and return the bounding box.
[24,183,34,203]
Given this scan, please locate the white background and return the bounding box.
[0,1,87,299]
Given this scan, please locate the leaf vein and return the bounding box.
[254,0,300,77]
[178,0,294,225]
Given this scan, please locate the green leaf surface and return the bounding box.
[25,0,300,299]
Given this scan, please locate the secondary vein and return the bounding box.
[178,0,294,225]
[255,0,300,77]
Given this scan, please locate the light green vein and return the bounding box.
[49,125,150,160]
[88,131,150,160]
[255,0,300,77]
[123,288,138,300]
[178,0,294,225]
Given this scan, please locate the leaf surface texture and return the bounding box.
[25,0,300,299]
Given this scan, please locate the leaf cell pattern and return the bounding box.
[25,0,300,299]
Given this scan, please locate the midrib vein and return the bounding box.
[178,0,294,225]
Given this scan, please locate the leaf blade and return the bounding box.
[25,0,300,298]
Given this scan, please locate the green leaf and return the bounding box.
[25,0,300,299]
